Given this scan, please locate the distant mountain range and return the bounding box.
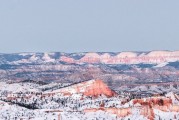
[0,51,178,90]
[0,51,179,65]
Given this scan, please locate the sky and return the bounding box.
[0,0,179,53]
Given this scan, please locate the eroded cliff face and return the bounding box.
[52,79,117,98]
[132,96,179,120]
[83,95,179,120]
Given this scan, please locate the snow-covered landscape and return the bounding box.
[1,0,179,119]
[0,79,179,120]
[0,51,179,119]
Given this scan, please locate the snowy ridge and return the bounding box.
[61,51,179,64]
[0,50,179,65]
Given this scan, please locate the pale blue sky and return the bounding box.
[0,0,179,53]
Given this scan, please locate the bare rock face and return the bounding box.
[53,79,117,98]
[132,97,172,107]
[132,96,179,120]
[82,80,117,97]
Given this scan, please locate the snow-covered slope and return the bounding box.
[0,80,179,120]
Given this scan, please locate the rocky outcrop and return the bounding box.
[52,79,117,97]
[132,97,179,120]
